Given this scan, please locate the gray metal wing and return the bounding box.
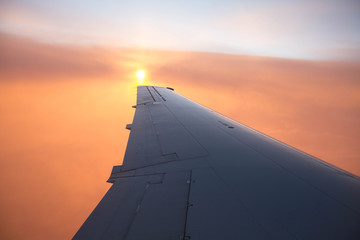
[74,86,360,240]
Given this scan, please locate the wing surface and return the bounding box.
[74,86,360,240]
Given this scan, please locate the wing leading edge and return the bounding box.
[74,86,360,240]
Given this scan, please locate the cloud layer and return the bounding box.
[0,33,359,239]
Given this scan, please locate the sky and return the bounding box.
[0,1,360,240]
[1,0,360,60]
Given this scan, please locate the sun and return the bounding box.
[136,70,146,84]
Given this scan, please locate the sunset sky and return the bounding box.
[1,0,360,60]
[0,0,360,239]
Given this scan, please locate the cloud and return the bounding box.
[0,32,119,80]
[0,33,359,239]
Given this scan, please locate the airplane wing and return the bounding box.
[74,86,360,240]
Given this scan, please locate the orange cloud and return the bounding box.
[0,33,359,239]
[0,32,121,80]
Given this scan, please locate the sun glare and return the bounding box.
[136,70,146,84]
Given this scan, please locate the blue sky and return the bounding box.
[0,0,359,61]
